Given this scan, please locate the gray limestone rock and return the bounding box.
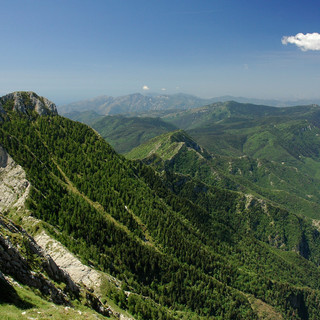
[0,91,58,116]
[0,145,30,211]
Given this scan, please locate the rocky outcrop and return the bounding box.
[35,230,135,318]
[0,145,30,212]
[0,214,79,304]
[0,215,112,316]
[35,231,102,291]
[0,91,58,116]
[0,146,76,303]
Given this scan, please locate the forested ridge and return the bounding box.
[1,94,320,319]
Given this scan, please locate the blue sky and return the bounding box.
[1,0,320,104]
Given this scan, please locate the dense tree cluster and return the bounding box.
[1,111,320,319]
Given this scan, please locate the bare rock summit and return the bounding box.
[0,91,58,118]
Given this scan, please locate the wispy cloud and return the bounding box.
[161,88,166,91]
[282,33,320,51]
[142,85,150,90]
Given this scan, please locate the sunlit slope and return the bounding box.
[163,101,320,162]
[127,129,320,219]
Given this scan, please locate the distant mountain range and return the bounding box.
[59,93,212,115]
[59,92,320,116]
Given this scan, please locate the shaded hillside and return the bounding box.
[93,116,177,153]
[64,113,178,154]
[2,92,320,319]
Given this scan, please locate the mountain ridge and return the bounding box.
[128,106,320,219]
[59,92,320,117]
[59,92,215,116]
[2,92,320,319]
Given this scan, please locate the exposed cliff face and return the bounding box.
[34,230,131,318]
[35,231,102,292]
[0,214,114,316]
[0,91,58,117]
[0,145,30,211]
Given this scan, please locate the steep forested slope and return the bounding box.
[2,92,320,319]
[127,130,320,219]
[142,102,320,218]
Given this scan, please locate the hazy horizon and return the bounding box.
[1,0,320,105]
[55,91,320,107]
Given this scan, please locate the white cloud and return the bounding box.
[142,85,150,90]
[281,33,320,51]
[161,88,166,91]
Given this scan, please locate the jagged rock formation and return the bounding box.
[34,230,135,318]
[0,91,58,117]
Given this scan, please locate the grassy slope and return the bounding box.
[0,282,109,320]
[163,102,320,163]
